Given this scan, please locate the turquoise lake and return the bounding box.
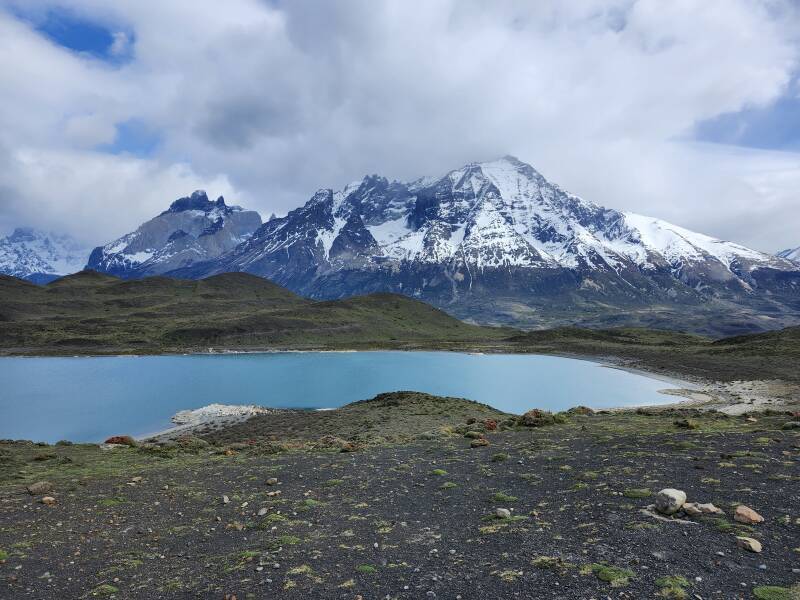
[0,352,681,443]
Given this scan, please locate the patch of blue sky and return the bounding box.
[693,77,800,152]
[98,120,161,157]
[15,6,133,64]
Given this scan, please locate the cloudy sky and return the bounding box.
[0,0,798,253]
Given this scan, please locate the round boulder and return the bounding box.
[654,488,687,515]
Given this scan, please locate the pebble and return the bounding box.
[495,508,512,519]
[257,507,269,516]
[266,478,278,486]
[222,495,230,504]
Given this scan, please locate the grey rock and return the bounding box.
[654,488,686,515]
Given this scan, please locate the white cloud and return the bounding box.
[109,31,129,56]
[0,0,798,252]
[0,145,238,245]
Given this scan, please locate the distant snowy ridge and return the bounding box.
[0,227,91,282]
[777,246,800,263]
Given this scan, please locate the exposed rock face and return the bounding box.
[87,191,261,278]
[170,157,800,335]
[0,228,90,283]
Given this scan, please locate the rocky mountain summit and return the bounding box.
[86,191,261,278]
[0,228,90,283]
[171,156,799,335]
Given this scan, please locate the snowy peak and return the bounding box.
[0,227,91,282]
[87,192,262,278]
[227,155,789,288]
[777,246,800,263]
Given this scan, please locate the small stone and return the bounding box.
[683,501,722,517]
[736,536,762,553]
[266,478,279,486]
[654,488,686,515]
[40,496,56,506]
[682,502,702,517]
[131,476,143,483]
[257,507,269,516]
[495,508,511,519]
[733,505,763,524]
[222,495,230,504]
[26,481,53,495]
[696,502,723,515]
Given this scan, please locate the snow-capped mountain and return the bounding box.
[777,246,800,263]
[168,157,800,334]
[87,191,261,278]
[0,227,91,283]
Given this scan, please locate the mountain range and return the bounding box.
[168,156,800,335]
[0,227,91,284]
[2,156,798,335]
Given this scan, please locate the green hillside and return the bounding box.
[0,272,506,355]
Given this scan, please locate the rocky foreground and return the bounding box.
[1,392,799,599]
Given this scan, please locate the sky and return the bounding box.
[0,0,798,254]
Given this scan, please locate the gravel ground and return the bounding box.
[0,403,798,599]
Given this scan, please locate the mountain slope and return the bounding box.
[87,191,261,278]
[172,156,800,336]
[777,246,800,263]
[0,272,502,355]
[0,228,91,283]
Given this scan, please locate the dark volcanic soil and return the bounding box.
[0,398,798,599]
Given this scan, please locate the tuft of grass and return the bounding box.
[98,497,126,507]
[656,575,691,599]
[590,563,634,587]
[91,584,120,596]
[440,482,458,489]
[623,488,651,499]
[430,469,448,476]
[0,550,8,562]
[491,492,518,503]
[753,586,800,600]
[325,479,344,487]
[356,564,377,574]
[491,453,509,462]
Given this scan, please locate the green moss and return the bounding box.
[491,492,518,503]
[623,488,651,499]
[491,453,509,462]
[98,497,126,507]
[276,535,301,546]
[752,586,799,600]
[356,564,377,574]
[440,482,458,489]
[91,584,120,596]
[430,469,448,476]
[0,549,8,561]
[590,563,634,587]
